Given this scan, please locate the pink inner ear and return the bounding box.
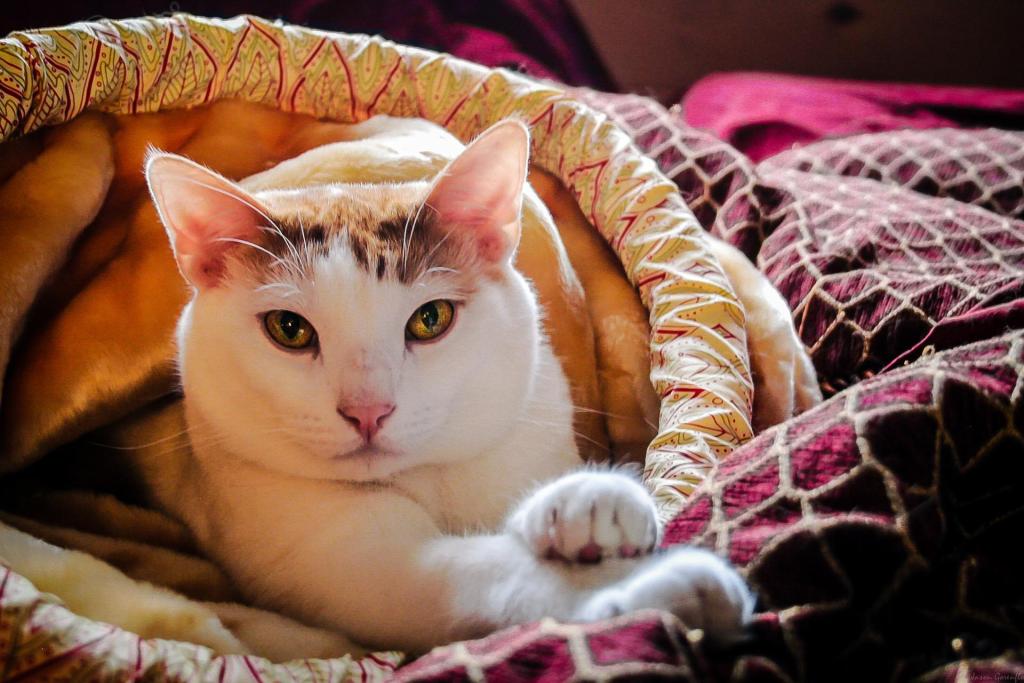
[147,153,270,288]
[426,121,529,264]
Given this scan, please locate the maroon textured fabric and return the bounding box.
[767,128,1024,220]
[578,89,1024,392]
[665,330,1024,681]
[885,283,1024,371]
[394,89,1024,682]
[395,612,706,681]
[755,165,1024,389]
[683,72,1024,161]
[398,333,1024,682]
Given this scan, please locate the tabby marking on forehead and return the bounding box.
[232,183,476,285]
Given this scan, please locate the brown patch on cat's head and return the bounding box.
[229,182,488,287]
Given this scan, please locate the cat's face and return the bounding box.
[147,121,539,481]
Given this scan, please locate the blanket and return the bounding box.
[683,72,1024,161]
[0,0,612,90]
[403,88,1024,682]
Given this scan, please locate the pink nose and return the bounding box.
[338,403,395,441]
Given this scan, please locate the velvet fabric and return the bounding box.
[396,330,1024,682]
[582,90,1024,396]
[389,90,1024,682]
[683,72,1024,161]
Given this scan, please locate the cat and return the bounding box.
[141,118,757,654]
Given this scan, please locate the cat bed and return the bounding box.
[0,14,754,680]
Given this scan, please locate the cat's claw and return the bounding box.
[577,547,755,644]
[506,470,659,563]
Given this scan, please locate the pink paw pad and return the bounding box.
[576,542,603,564]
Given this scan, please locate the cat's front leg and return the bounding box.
[505,470,659,563]
[578,547,755,643]
[505,470,755,643]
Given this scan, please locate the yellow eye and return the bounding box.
[264,310,316,350]
[406,300,455,342]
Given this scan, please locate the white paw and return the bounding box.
[506,470,659,563]
[577,547,755,644]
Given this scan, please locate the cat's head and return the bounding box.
[146,121,541,481]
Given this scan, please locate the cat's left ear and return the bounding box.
[426,120,529,264]
[146,151,271,289]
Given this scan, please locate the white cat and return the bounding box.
[143,119,755,654]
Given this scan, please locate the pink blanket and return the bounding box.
[683,72,1024,160]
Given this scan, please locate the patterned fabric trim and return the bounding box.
[0,564,403,681]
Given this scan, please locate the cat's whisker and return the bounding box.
[95,425,306,457]
[144,430,289,458]
[400,203,417,277]
[85,427,196,450]
[415,228,458,279]
[213,237,290,269]
[255,281,302,298]
[422,266,459,278]
[129,436,225,459]
[90,424,280,455]
[258,224,302,266]
[515,417,615,454]
[175,176,284,235]
[402,196,434,278]
[568,429,616,454]
[528,399,642,422]
[296,212,309,254]
[296,213,317,277]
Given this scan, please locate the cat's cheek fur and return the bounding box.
[179,291,341,481]
[403,270,540,467]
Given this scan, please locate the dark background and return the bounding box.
[4,0,1023,102]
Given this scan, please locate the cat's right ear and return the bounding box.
[425,120,529,266]
[145,151,270,289]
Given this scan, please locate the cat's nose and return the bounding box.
[337,403,395,441]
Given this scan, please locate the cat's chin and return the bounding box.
[327,445,407,481]
[332,444,400,463]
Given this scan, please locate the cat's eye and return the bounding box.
[264,310,317,350]
[406,300,455,342]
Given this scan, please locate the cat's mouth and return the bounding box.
[331,444,400,461]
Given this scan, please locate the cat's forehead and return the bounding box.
[239,183,475,285]
[260,183,425,232]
